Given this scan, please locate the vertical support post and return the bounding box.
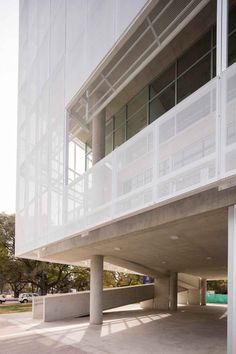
[92,110,105,165]
[217,0,228,76]
[64,111,69,186]
[228,206,236,354]
[200,278,207,306]
[169,272,178,311]
[154,277,170,310]
[90,255,104,325]
[63,111,69,226]
[221,0,228,72]
[216,0,228,180]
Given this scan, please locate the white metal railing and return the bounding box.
[63,64,236,237]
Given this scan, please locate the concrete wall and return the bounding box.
[32,296,44,319]
[188,289,201,306]
[178,291,188,305]
[33,284,154,322]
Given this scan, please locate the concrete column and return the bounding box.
[154,277,170,310]
[90,255,104,325]
[169,272,178,311]
[92,109,105,165]
[200,278,207,306]
[228,206,236,354]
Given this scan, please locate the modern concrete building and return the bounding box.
[16,0,236,352]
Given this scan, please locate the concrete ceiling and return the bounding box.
[43,207,228,280]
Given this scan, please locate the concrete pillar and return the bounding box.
[228,206,236,354]
[200,278,207,306]
[169,272,178,311]
[92,109,105,165]
[154,277,170,310]
[90,255,104,325]
[188,289,200,305]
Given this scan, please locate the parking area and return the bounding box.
[0,304,227,354]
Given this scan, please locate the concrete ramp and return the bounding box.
[178,273,200,290]
[33,284,154,322]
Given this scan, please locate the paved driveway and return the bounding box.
[0,305,227,354]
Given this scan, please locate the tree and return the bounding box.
[208,280,227,294]
[0,213,25,296]
[73,267,90,291]
[0,213,75,296]
[103,271,143,288]
[0,213,144,296]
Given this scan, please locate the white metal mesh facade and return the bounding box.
[221,64,236,177]
[16,0,148,255]
[16,0,236,257]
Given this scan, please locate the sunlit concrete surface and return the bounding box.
[0,304,226,354]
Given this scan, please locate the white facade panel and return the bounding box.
[65,0,147,104]
[221,64,236,176]
[16,0,148,255]
[16,1,236,258]
[16,65,236,256]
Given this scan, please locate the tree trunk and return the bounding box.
[40,273,47,295]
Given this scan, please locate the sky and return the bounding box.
[0,0,19,214]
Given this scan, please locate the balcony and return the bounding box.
[64,63,236,238]
[15,63,236,256]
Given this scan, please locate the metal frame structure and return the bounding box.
[67,0,210,132]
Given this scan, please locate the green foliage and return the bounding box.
[207,280,227,294]
[103,271,143,288]
[0,213,143,296]
[0,303,32,314]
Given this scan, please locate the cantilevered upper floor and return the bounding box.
[16,0,236,262]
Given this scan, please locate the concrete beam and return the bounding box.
[105,256,168,278]
[36,187,236,261]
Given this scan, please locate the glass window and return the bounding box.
[86,139,92,151]
[127,87,148,119]
[212,25,216,47]
[228,31,236,66]
[86,152,92,170]
[85,139,92,170]
[114,126,126,149]
[114,106,126,129]
[177,31,211,75]
[68,139,85,182]
[127,105,147,140]
[105,134,113,155]
[229,4,236,35]
[150,64,175,99]
[212,48,216,77]
[149,84,175,123]
[177,54,211,103]
[105,118,113,135]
